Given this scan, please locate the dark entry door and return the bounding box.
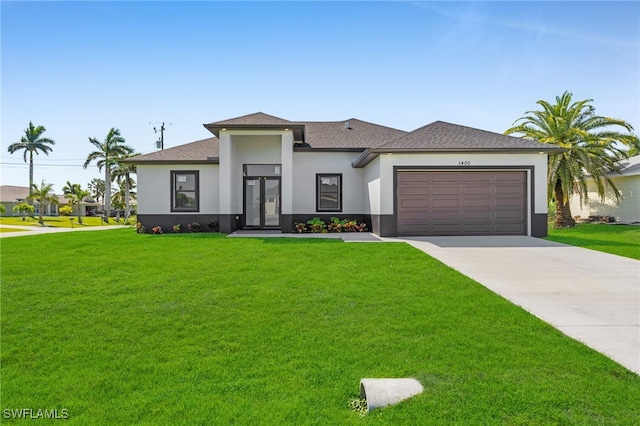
[244,177,281,229]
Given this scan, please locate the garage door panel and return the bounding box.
[432,186,461,195]
[399,187,430,196]
[462,210,493,220]
[494,172,526,182]
[494,198,525,208]
[397,170,527,236]
[398,173,431,183]
[495,185,525,195]
[432,198,460,208]
[495,210,525,220]
[431,173,461,182]
[463,186,492,195]
[494,223,526,234]
[462,198,492,208]
[463,172,491,182]
[399,199,429,208]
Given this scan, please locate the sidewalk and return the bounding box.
[0,224,130,238]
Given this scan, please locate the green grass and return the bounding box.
[0,216,133,228]
[546,223,640,260]
[2,230,639,424]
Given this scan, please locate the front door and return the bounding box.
[244,177,281,229]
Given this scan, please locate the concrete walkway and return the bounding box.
[393,236,640,375]
[0,223,130,238]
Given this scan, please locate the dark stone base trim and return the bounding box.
[531,213,548,237]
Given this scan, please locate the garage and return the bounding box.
[397,170,527,236]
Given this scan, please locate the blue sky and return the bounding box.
[2,1,638,192]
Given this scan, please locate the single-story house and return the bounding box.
[0,185,99,217]
[128,112,562,237]
[0,185,59,216]
[569,155,640,223]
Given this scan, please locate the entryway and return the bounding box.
[244,176,281,229]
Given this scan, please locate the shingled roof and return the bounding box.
[128,138,219,164]
[611,155,640,177]
[303,119,407,149]
[206,112,293,126]
[128,113,564,165]
[380,121,558,150]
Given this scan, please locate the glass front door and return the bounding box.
[244,177,280,228]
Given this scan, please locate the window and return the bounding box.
[171,171,199,212]
[316,174,342,212]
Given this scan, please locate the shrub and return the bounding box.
[294,222,308,233]
[188,222,201,232]
[59,205,73,216]
[306,217,326,233]
[207,220,218,231]
[152,226,163,234]
[172,224,181,233]
[135,222,146,234]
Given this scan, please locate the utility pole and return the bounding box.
[153,122,166,150]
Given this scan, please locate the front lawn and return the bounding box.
[546,223,640,260]
[2,230,638,424]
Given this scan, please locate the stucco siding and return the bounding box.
[292,151,364,214]
[363,156,381,215]
[569,175,640,222]
[137,164,219,214]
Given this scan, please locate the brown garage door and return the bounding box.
[397,170,527,236]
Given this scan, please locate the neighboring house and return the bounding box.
[0,185,59,216]
[0,185,99,217]
[127,112,562,237]
[569,155,640,223]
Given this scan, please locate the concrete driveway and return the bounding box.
[393,236,640,375]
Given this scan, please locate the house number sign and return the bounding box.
[458,161,471,166]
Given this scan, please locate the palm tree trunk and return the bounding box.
[124,175,131,221]
[104,168,110,223]
[28,152,34,205]
[77,200,83,225]
[38,204,44,225]
[553,179,576,228]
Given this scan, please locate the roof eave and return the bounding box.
[128,158,220,165]
[204,123,305,139]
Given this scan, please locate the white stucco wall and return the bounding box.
[363,156,381,215]
[137,164,219,214]
[569,175,640,222]
[376,152,549,216]
[292,151,364,214]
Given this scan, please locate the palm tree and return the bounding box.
[62,181,90,225]
[87,178,106,207]
[505,91,640,228]
[7,122,56,198]
[27,181,58,225]
[112,178,137,222]
[111,152,137,221]
[83,128,133,223]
